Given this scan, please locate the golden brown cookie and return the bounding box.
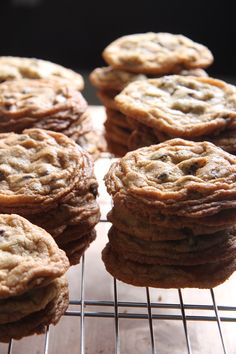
[90,66,146,91]
[115,76,236,138]
[105,120,131,146]
[0,129,100,264]
[102,244,236,289]
[0,79,87,133]
[0,129,86,209]
[106,108,131,129]
[0,276,69,342]
[97,89,119,110]
[127,127,157,150]
[103,33,213,74]
[108,226,236,266]
[0,214,69,298]
[0,56,84,90]
[106,137,129,157]
[105,139,236,216]
[178,68,208,77]
[0,278,61,324]
[107,198,226,240]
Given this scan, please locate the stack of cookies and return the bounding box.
[90,32,213,155]
[102,139,236,288]
[0,56,102,158]
[0,128,100,265]
[0,214,69,342]
[115,75,236,153]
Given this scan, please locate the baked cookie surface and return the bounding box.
[0,214,69,298]
[0,275,69,342]
[0,129,86,207]
[0,79,87,133]
[90,66,146,91]
[115,76,236,138]
[0,56,84,90]
[103,33,213,74]
[105,139,236,210]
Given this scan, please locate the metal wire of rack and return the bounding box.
[2,154,236,354]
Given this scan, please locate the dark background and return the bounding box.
[0,0,235,101]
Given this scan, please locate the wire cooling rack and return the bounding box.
[2,154,236,354]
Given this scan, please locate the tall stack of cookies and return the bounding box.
[90,32,213,155]
[0,56,102,158]
[0,128,100,265]
[0,214,69,342]
[103,139,236,288]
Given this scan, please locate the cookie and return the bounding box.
[0,214,69,298]
[106,137,129,157]
[103,33,213,74]
[0,276,69,342]
[0,129,85,208]
[0,129,100,263]
[105,139,236,214]
[108,226,236,265]
[105,120,131,146]
[102,244,236,289]
[107,199,226,240]
[106,108,131,130]
[128,127,157,150]
[0,56,84,90]
[97,90,119,110]
[90,66,146,91]
[178,68,208,77]
[0,278,61,324]
[0,78,87,133]
[115,76,236,138]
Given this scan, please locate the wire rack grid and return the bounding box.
[2,154,236,354]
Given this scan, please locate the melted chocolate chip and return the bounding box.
[157,172,168,182]
[22,175,34,180]
[0,229,5,235]
[185,162,199,175]
[0,172,5,181]
[89,184,98,197]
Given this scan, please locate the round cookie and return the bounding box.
[108,226,236,266]
[0,129,87,208]
[0,214,69,298]
[0,78,87,134]
[102,33,213,74]
[90,66,146,91]
[0,56,84,90]
[102,244,236,289]
[105,139,236,216]
[0,276,69,342]
[115,76,236,138]
[0,278,61,324]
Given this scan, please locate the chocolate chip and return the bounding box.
[89,184,98,197]
[0,172,5,181]
[184,162,199,175]
[0,229,5,235]
[157,172,168,181]
[22,175,34,180]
